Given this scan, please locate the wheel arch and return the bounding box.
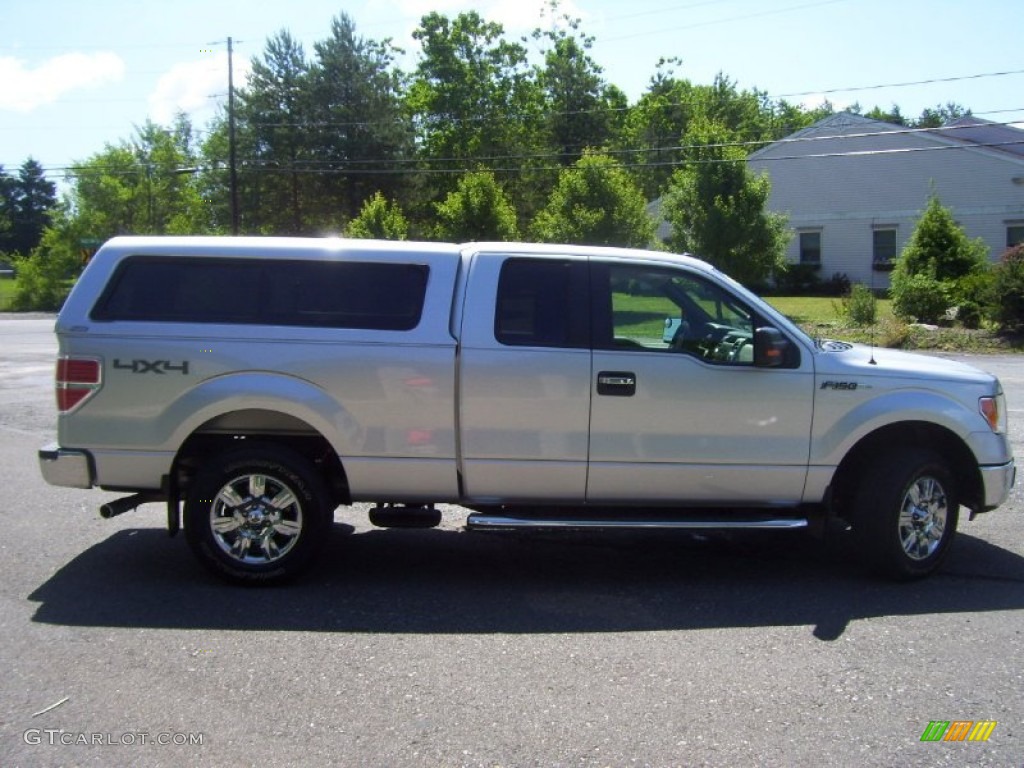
[830,421,983,523]
[173,408,351,506]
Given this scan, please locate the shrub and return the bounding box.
[839,283,878,326]
[897,194,989,282]
[773,263,820,294]
[9,226,83,311]
[889,192,990,326]
[956,300,984,330]
[890,272,949,323]
[822,272,851,297]
[345,192,409,241]
[992,244,1024,331]
[10,251,76,310]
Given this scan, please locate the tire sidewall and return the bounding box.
[855,449,959,580]
[184,446,330,585]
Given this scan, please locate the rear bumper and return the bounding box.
[980,458,1016,511]
[38,443,94,489]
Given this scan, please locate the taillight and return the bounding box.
[56,356,102,413]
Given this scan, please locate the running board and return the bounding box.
[465,513,808,532]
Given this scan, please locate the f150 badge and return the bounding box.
[113,359,190,375]
[820,380,869,391]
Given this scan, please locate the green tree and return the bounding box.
[531,152,653,247]
[915,102,970,128]
[309,13,413,226]
[865,104,907,126]
[0,160,57,256]
[614,61,700,200]
[0,166,15,253]
[613,62,798,201]
[10,159,57,255]
[68,120,205,239]
[406,12,543,205]
[11,207,86,311]
[237,30,315,233]
[345,192,409,240]
[532,5,622,165]
[434,170,519,242]
[692,73,775,145]
[890,193,989,322]
[662,120,788,285]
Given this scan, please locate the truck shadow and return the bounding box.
[27,523,1024,641]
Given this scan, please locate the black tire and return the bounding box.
[184,444,331,585]
[853,448,959,580]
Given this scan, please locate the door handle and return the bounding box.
[597,371,636,397]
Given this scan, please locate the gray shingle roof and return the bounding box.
[935,116,1024,159]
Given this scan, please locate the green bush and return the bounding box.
[956,300,984,330]
[992,244,1024,331]
[10,245,81,312]
[772,263,820,294]
[889,192,991,326]
[345,192,409,240]
[839,283,878,326]
[890,272,949,323]
[822,272,852,297]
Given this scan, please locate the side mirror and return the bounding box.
[754,327,790,368]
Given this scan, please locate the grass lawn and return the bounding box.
[765,295,894,328]
[612,293,887,339]
[0,278,15,311]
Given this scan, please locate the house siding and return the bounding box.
[747,114,1024,287]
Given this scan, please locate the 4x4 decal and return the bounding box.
[113,359,190,375]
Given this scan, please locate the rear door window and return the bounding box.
[494,258,589,348]
[92,256,429,330]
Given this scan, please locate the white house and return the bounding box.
[746,113,1024,287]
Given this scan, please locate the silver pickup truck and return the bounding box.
[39,236,1015,584]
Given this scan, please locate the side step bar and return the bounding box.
[465,513,808,532]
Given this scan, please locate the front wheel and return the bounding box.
[184,445,331,584]
[853,449,959,580]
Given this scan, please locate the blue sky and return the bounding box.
[3,0,1023,177]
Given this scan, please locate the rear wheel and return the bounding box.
[853,449,959,580]
[184,444,331,584]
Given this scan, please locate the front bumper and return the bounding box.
[980,458,1016,511]
[38,443,94,489]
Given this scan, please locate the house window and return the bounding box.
[798,231,821,266]
[873,228,898,269]
[1008,223,1024,249]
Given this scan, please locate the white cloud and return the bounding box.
[148,54,251,125]
[0,52,124,112]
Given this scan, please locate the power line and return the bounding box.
[778,69,1024,100]
[37,132,1024,180]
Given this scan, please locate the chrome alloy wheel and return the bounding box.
[209,473,304,565]
[898,475,948,561]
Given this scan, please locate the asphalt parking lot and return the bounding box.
[0,315,1021,767]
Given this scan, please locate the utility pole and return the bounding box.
[228,36,240,235]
